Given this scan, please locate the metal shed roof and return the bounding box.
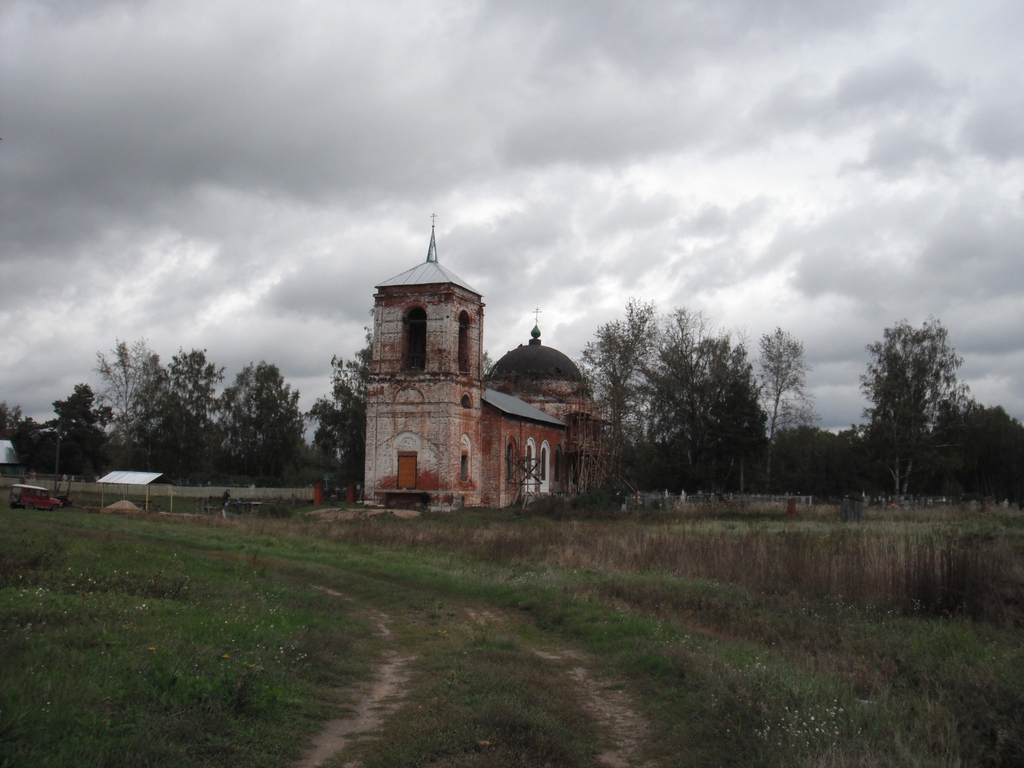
[96,471,168,485]
[482,388,565,427]
[0,440,19,465]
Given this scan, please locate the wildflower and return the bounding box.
[222,653,230,659]
[148,647,156,651]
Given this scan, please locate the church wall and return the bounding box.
[479,406,566,508]
[364,281,486,507]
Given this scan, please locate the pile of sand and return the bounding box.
[104,499,141,512]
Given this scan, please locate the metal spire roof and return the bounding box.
[426,225,438,263]
[376,226,479,295]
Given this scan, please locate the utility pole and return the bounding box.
[53,421,62,492]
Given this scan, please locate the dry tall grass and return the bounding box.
[215,505,1019,621]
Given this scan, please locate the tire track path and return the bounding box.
[534,648,652,767]
[296,593,413,768]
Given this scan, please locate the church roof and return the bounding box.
[377,227,479,295]
[490,331,582,381]
[482,388,565,427]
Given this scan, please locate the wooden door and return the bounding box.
[397,455,417,489]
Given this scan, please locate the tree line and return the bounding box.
[2,309,1022,502]
[582,301,1023,502]
[1,340,312,486]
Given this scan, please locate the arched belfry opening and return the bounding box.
[458,310,471,374]
[405,307,427,371]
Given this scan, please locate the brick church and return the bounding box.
[364,227,604,508]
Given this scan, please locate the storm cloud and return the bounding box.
[2,0,1022,429]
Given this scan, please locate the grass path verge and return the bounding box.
[5,509,1024,767]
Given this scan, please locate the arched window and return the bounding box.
[461,394,471,409]
[540,445,547,481]
[458,310,470,374]
[405,307,427,371]
[460,435,471,482]
[505,442,515,488]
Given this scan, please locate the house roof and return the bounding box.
[96,471,169,485]
[482,388,565,427]
[376,227,479,295]
[0,440,19,465]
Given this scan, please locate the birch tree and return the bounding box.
[757,327,816,489]
[163,348,224,480]
[860,318,970,496]
[95,338,164,466]
[218,361,304,478]
[581,299,657,481]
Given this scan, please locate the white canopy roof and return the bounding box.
[96,471,167,485]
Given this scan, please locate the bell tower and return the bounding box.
[364,226,485,507]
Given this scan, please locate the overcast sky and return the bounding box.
[2,0,1023,431]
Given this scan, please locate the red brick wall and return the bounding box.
[363,275,579,508]
[365,281,486,506]
[479,405,567,507]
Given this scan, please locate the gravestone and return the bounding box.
[841,497,864,523]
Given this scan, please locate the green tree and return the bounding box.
[646,309,766,492]
[771,426,868,499]
[956,405,1024,503]
[757,327,816,489]
[162,348,224,481]
[308,334,372,485]
[711,346,768,492]
[218,362,304,478]
[0,401,23,437]
[10,417,47,472]
[50,384,112,477]
[860,318,971,496]
[581,299,658,483]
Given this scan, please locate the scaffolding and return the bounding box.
[502,399,609,507]
[563,406,608,495]
[509,453,542,507]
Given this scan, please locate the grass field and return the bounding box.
[2,502,1023,767]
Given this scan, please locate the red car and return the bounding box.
[9,484,63,511]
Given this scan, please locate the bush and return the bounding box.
[256,503,293,519]
[521,487,623,520]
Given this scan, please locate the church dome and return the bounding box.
[490,327,582,381]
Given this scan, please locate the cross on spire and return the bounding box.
[431,212,437,227]
[532,307,542,324]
